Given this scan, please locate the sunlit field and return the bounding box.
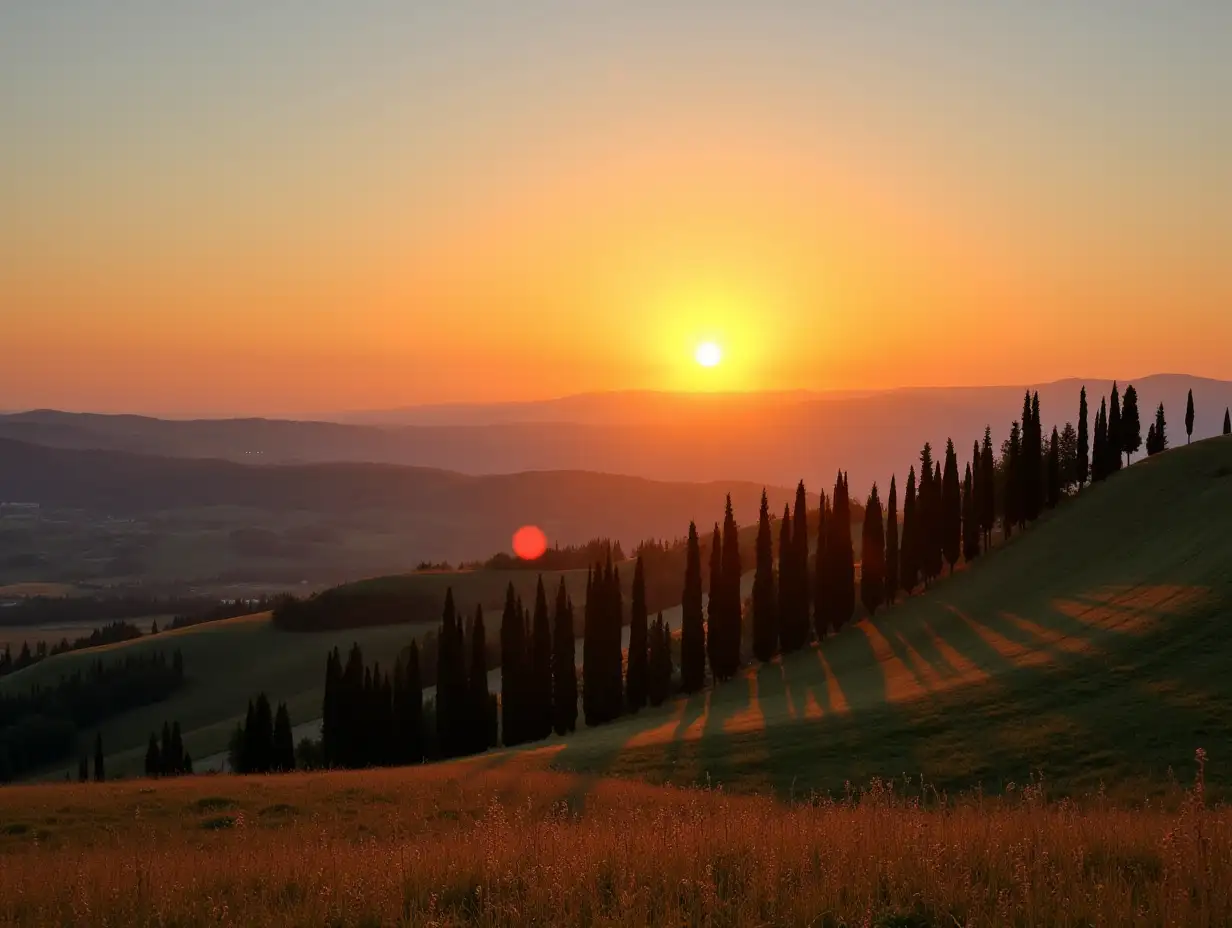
[2,753,1231,927]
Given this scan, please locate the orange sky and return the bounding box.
[3,5,1230,415]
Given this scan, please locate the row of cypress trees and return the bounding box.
[144,720,192,777]
[323,640,429,767]
[230,693,296,774]
[502,578,575,743]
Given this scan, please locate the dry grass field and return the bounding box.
[2,751,1231,927]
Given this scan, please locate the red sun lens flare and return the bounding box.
[512,525,548,561]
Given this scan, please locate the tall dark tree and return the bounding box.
[1121,384,1142,464]
[273,703,295,772]
[1058,422,1079,491]
[1022,391,1042,522]
[471,605,493,750]
[931,463,943,575]
[145,733,161,778]
[532,579,553,739]
[1108,382,1123,473]
[830,473,855,632]
[403,640,424,763]
[1047,426,1061,508]
[93,733,104,783]
[439,589,466,756]
[860,484,885,617]
[552,578,578,735]
[680,522,706,693]
[718,496,743,678]
[707,523,724,681]
[1186,389,1195,444]
[961,463,979,563]
[1077,386,1090,489]
[1003,421,1021,536]
[751,491,778,663]
[917,444,937,583]
[647,614,669,707]
[884,476,898,606]
[777,504,797,651]
[1224,407,1230,436]
[605,559,625,723]
[502,582,527,742]
[980,428,996,547]
[1092,399,1107,482]
[791,481,811,648]
[813,491,830,639]
[626,556,649,712]
[899,467,918,595]
[322,647,342,767]
[941,439,961,573]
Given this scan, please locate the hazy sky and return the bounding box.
[3,2,1230,415]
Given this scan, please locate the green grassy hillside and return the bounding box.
[544,436,1232,798]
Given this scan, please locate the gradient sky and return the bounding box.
[3,2,1230,415]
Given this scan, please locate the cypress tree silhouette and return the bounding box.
[1047,426,1061,508]
[962,462,980,563]
[627,556,649,712]
[532,579,552,739]
[145,733,160,778]
[322,647,341,767]
[791,480,811,647]
[833,473,856,632]
[720,495,743,677]
[1077,386,1090,489]
[273,703,295,772]
[941,439,961,573]
[647,615,667,707]
[552,579,578,735]
[440,589,466,756]
[884,476,898,606]
[752,490,778,663]
[93,733,104,782]
[502,582,527,741]
[1146,422,1157,456]
[1021,392,1041,522]
[707,523,724,681]
[776,503,795,651]
[813,491,829,639]
[1108,382,1123,473]
[1186,389,1195,443]
[916,445,936,584]
[899,468,918,596]
[1224,408,1230,435]
[680,522,706,693]
[606,559,625,722]
[931,463,943,576]
[1121,384,1142,464]
[471,605,493,750]
[581,567,597,727]
[980,428,996,548]
[1092,399,1107,482]
[1059,422,1078,491]
[404,640,424,763]
[1004,421,1021,537]
[860,483,885,617]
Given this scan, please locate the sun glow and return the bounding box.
[695,342,723,368]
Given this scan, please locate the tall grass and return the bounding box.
[1,752,1230,926]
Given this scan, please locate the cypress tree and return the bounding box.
[860,484,885,617]
[980,427,996,548]
[1156,403,1168,453]
[1047,426,1061,508]
[581,568,597,727]
[606,559,625,722]
[1146,422,1158,456]
[647,615,667,707]
[941,439,961,573]
[471,605,492,750]
[813,491,829,639]
[532,578,552,739]
[627,556,649,712]
[777,504,797,651]
[680,522,706,693]
[916,445,935,583]
[93,733,104,783]
[1021,392,1039,522]
[322,647,341,767]
[552,578,578,735]
[752,490,778,663]
[405,640,424,762]
[707,523,723,680]
[1108,382,1123,473]
[930,463,943,576]
[1077,386,1090,489]
[962,462,979,563]
[1004,421,1021,536]
[1122,384,1141,464]
[791,480,811,648]
[439,589,460,754]
[1185,389,1195,443]
[254,693,274,773]
[830,473,855,632]
[273,703,295,772]
[884,476,898,606]
[720,495,743,677]
[145,733,161,778]
[240,700,257,773]
[502,582,526,741]
[1224,408,1230,435]
[899,468,918,595]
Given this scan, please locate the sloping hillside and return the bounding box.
[548,435,1232,797]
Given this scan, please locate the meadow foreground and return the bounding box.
[2,752,1231,927]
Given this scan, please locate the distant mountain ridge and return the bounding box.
[3,375,1229,494]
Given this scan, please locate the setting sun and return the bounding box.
[695,342,723,368]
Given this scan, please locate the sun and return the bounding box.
[695,341,723,368]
